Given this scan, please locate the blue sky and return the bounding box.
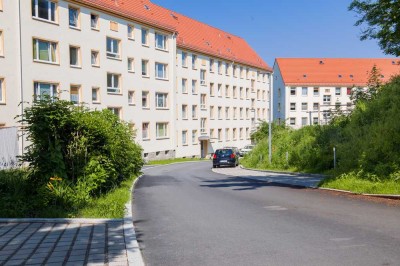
[152,0,391,67]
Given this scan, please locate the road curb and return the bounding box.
[124,174,145,266]
[239,166,400,200]
[0,218,123,223]
[145,160,209,167]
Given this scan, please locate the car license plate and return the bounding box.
[220,160,227,163]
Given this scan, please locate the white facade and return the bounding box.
[0,0,271,159]
[273,63,354,129]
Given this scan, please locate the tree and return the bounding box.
[349,0,400,56]
[351,64,383,102]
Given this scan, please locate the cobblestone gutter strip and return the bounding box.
[240,165,400,200]
[124,175,145,266]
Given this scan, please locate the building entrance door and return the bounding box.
[200,140,208,158]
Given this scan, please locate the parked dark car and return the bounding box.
[212,148,239,168]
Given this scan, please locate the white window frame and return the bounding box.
[302,87,308,96]
[108,107,121,118]
[0,78,5,103]
[91,13,99,30]
[182,52,187,67]
[128,24,134,39]
[69,45,81,67]
[128,57,135,72]
[128,91,135,105]
[192,54,197,69]
[92,87,100,103]
[70,84,80,104]
[106,37,120,59]
[155,62,168,79]
[107,73,121,94]
[0,31,3,57]
[156,123,168,138]
[91,50,99,67]
[34,82,58,100]
[192,80,197,94]
[155,33,167,50]
[192,105,198,119]
[200,94,207,110]
[301,102,308,111]
[182,130,188,145]
[142,122,150,140]
[141,28,149,46]
[200,118,206,134]
[142,91,149,108]
[335,87,341,96]
[155,92,168,109]
[200,70,206,85]
[182,104,188,119]
[141,59,149,76]
[192,130,197,144]
[182,78,187,93]
[323,95,331,105]
[32,0,57,23]
[33,38,58,64]
[68,6,80,29]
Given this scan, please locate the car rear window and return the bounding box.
[215,149,233,155]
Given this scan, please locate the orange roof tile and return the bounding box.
[76,0,271,71]
[276,58,400,87]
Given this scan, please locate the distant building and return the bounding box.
[0,0,272,160]
[273,58,400,128]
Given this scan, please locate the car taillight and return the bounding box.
[213,154,217,159]
[230,153,235,159]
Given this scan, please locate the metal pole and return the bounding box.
[268,73,272,164]
[333,147,336,169]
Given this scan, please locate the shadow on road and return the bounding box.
[201,176,308,191]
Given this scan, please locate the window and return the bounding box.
[233,107,237,120]
[210,106,215,119]
[141,60,149,76]
[210,59,214,72]
[225,107,230,119]
[155,93,168,108]
[302,87,308,96]
[240,108,244,119]
[156,123,168,138]
[142,91,149,108]
[240,87,244,99]
[192,80,197,94]
[182,130,188,145]
[225,128,230,141]
[290,87,296,96]
[192,130,197,144]
[142,123,149,140]
[34,82,57,100]
[240,128,244,140]
[200,118,206,133]
[214,107,221,120]
[210,83,215,96]
[217,84,222,97]
[246,88,250,99]
[347,87,352,95]
[192,105,198,119]
[70,85,80,104]
[200,70,206,85]
[182,52,187,67]
[107,73,121,93]
[313,103,319,111]
[233,86,237,98]
[251,80,255,92]
[182,105,188,119]
[91,13,99,30]
[246,128,250,139]
[108,107,121,118]
[225,85,230,98]
[128,91,135,105]
[68,6,79,28]
[182,78,187,93]
[290,103,296,111]
[33,39,57,63]
[225,62,229,75]
[289,117,296,125]
[155,63,167,79]
[240,67,244,78]
[141,28,149,45]
[302,117,308,126]
[335,87,341,96]
[313,117,319,125]
[91,50,99,67]
[218,61,222,74]
[110,21,118,31]
[0,31,3,56]
[233,128,237,140]
[0,79,5,103]
[323,95,331,104]
[106,37,120,59]
[200,94,207,109]
[192,54,197,69]
[92,87,100,103]
[218,129,222,141]
[301,102,308,111]
[127,25,134,39]
[155,33,167,50]
[69,46,80,67]
[233,65,237,77]
[246,108,250,119]
[128,58,134,72]
[313,87,319,96]
[32,0,56,22]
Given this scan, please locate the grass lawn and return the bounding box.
[319,175,400,195]
[146,157,207,165]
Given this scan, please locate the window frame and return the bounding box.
[90,13,99,30]
[68,5,80,29]
[155,62,168,80]
[128,57,135,72]
[32,0,57,23]
[107,73,121,94]
[155,32,168,51]
[69,45,81,68]
[141,59,149,77]
[0,78,5,104]
[33,81,58,101]
[32,38,58,64]
[128,90,135,105]
[156,122,169,139]
[142,122,150,140]
[155,92,168,109]
[106,36,121,59]
[91,50,100,67]
[91,87,100,103]
[141,28,149,46]
[70,84,81,104]
[142,91,149,109]
[127,24,134,40]
[0,30,3,57]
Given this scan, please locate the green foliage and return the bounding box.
[9,97,144,217]
[349,0,400,56]
[244,75,400,193]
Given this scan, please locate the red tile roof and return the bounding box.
[276,58,400,87]
[76,0,271,71]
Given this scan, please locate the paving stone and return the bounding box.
[4,259,25,266]
[67,255,86,262]
[69,249,88,256]
[46,255,67,264]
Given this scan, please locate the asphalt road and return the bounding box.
[132,162,400,266]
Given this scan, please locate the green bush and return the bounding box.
[15,97,143,216]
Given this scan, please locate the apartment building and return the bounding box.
[273,58,400,128]
[0,0,272,160]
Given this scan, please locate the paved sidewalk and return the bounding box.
[0,219,135,266]
[212,166,325,188]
